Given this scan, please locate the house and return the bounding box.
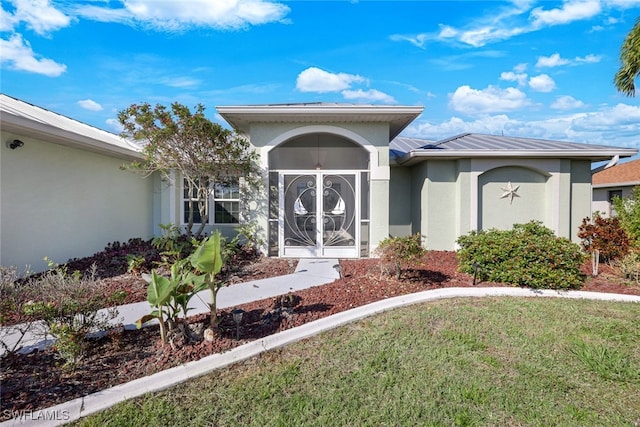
[1,96,637,271]
[0,94,158,273]
[592,158,640,217]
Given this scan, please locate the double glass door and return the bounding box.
[281,172,358,257]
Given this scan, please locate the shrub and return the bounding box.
[376,233,427,279]
[612,186,640,245]
[578,214,630,262]
[22,262,125,369]
[456,221,586,289]
[611,252,640,284]
[0,266,37,355]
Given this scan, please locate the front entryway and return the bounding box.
[280,172,359,257]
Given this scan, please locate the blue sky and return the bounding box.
[1,0,640,149]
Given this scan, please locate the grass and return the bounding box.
[75,297,640,427]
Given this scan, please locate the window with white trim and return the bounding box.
[182,177,240,225]
[214,176,240,224]
[183,178,207,224]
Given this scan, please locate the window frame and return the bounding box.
[181,176,241,226]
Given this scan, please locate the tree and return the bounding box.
[614,17,640,97]
[118,102,261,238]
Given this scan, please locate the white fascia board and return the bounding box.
[396,149,639,165]
[2,112,144,160]
[592,181,640,189]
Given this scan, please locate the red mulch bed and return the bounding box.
[1,251,639,420]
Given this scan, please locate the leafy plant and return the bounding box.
[190,231,225,329]
[456,221,586,289]
[136,230,226,345]
[152,223,195,267]
[375,233,427,279]
[136,261,206,346]
[612,186,640,246]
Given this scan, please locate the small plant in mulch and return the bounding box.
[375,233,427,279]
[19,261,125,370]
[578,213,630,276]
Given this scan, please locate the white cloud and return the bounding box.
[448,85,531,115]
[551,95,585,110]
[0,6,17,31]
[8,0,71,35]
[78,99,103,111]
[528,74,556,92]
[576,54,601,63]
[389,33,428,49]
[536,53,570,68]
[536,52,601,68]
[405,103,640,149]
[500,71,528,86]
[0,33,66,76]
[342,89,396,104]
[296,67,366,93]
[75,0,290,31]
[530,0,601,27]
[514,63,528,73]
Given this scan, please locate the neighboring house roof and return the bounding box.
[217,103,424,141]
[0,94,142,160]
[592,158,640,188]
[391,133,637,165]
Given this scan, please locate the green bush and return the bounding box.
[376,233,427,279]
[612,186,640,246]
[456,221,586,289]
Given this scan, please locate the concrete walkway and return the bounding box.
[0,258,341,356]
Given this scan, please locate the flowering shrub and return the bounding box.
[456,221,586,289]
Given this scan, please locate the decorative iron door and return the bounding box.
[281,172,358,257]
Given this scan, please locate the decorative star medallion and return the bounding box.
[500,181,520,204]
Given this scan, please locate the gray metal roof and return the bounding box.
[391,133,638,165]
[0,94,142,160]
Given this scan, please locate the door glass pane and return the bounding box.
[284,175,317,247]
[322,174,356,247]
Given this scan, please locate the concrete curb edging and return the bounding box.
[3,287,639,426]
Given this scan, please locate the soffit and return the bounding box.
[216,103,424,141]
[0,94,143,160]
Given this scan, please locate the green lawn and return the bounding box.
[76,297,640,427]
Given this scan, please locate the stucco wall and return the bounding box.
[403,158,588,251]
[245,121,391,256]
[478,166,548,231]
[0,132,155,272]
[570,160,593,243]
[389,167,412,237]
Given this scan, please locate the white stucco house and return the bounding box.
[1,94,637,271]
